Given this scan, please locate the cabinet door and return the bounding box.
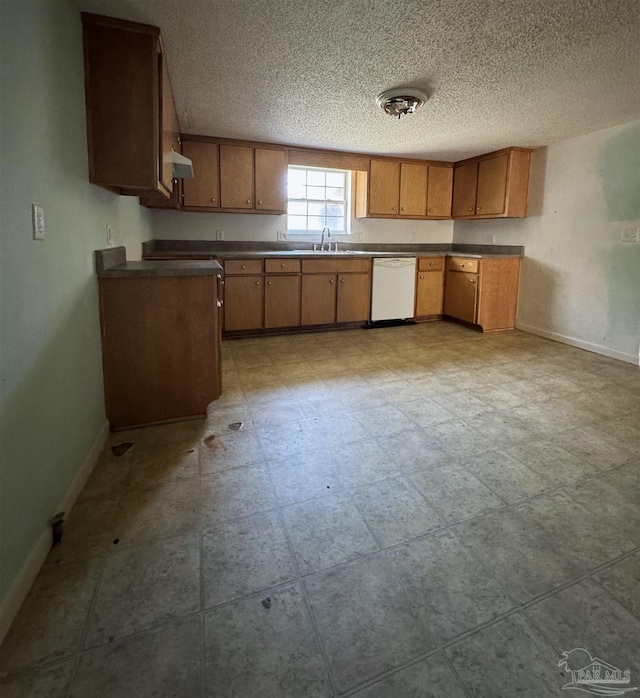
[255,148,287,211]
[140,182,181,209]
[159,51,179,194]
[223,276,263,331]
[452,161,478,217]
[368,160,400,215]
[476,154,508,216]
[399,163,427,216]
[427,166,453,217]
[444,270,478,323]
[264,276,301,328]
[182,141,219,208]
[415,271,444,316]
[301,274,337,325]
[220,145,254,209]
[337,274,370,323]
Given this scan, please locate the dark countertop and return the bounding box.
[142,249,522,261]
[95,247,224,278]
[142,240,524,260]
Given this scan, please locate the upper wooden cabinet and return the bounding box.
[399,163,428,216]
[368,160,400,215]
[451,161,478,217]
[164,139,287,214]
[82,13,180,199]
[427,166,454,217]
[452,148,532,219]
[220,145,254,209]
[255,148,287,211]
[356,160,454,220]
[182,141,219,209]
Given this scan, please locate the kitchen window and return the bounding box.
[287,166,350,235]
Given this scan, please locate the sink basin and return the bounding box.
[290,249,371,255]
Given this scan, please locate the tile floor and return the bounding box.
[1,322,639,697]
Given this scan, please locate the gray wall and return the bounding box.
[454,121,640,364]
[0,0,151,612]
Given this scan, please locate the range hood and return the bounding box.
[172,150,194,179]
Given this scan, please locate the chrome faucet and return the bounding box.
[320,226,330,252]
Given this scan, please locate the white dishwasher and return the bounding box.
[370,257,417,322]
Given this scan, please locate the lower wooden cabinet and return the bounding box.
[223,275,263,331]
[98,274,222,430]
[301,274,337,325]
[415,257,445,318]
[337,273,370,323]
[220,254,519,335]
[444,269,478,323]
[264,276,300,328]
[444,257,521,330]
[223,257,371,333]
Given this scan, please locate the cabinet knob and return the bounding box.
[469,278,476,283]
[459,263,465,267]
[469,208,473,212]
[340,278,345,283]
[392,207,396,211]
[258,200,263,204]
[330,279,335,284]
[429,262,435,266]
[241,264,246,269]
[246,199,251,204]
[428,208,433,212]
[476,206,481,211]
[211,198,216,202]
[281,263,285,267]
[267,281,272,285]
[419,275,424,279]
[255,281,260,285]
[401,207,405,211]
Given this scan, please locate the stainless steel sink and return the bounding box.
[290,249,372,255]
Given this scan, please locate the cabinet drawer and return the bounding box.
[418,257,445,272]
[224,259,263,275]
[447,257,479,273]
[302,258,371,274]
[265,258,301,274]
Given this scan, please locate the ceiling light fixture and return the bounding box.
[376,87,429,119]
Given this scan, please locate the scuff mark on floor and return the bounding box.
[204,434,228,452]
[111,442,133,457]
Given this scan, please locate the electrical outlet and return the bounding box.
[277,230,287,241]
[355,231,362,242]
[106,225,114,246]
[32,204,45,240]
[411,231,416,241]
[215,230,224,241]
[490,234,496,244]
[621,227,639,242]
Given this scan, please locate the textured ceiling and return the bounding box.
[77,0,640,159]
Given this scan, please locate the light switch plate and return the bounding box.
[106,225,114,246]
[215,230,224,241]
[32,204,45,240]
[277,230,287,241]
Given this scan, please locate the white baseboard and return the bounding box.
[0,420,109,644]
[516,323,640,366]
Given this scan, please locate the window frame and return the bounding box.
[286,165,351,236]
